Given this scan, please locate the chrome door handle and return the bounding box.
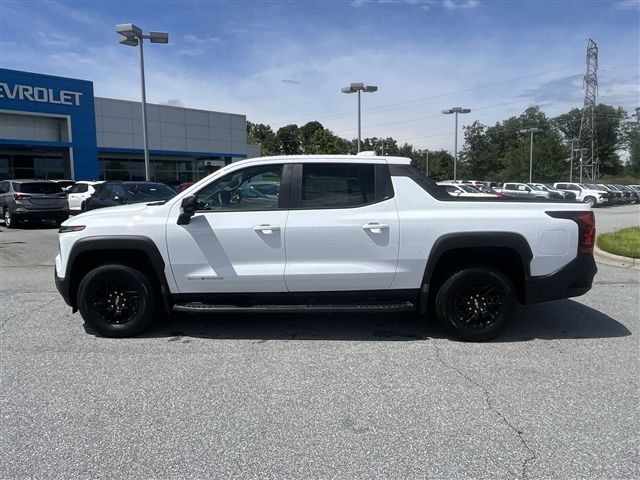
[362,223,389,233]
[254,224,280,234]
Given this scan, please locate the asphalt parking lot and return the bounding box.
[1,205,638,480]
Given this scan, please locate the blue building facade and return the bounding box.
[0,69,256,183]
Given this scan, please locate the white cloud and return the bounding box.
[615,0,640,9]
[443,0,479,10]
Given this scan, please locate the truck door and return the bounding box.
[165,162,291,293]
[284,162,399,292]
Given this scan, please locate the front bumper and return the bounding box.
[524,253,597,304]
[54,267,73,308]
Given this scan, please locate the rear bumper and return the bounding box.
[524,253,597,304]
[14,209,69,221]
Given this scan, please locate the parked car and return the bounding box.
[614,185,638,203]
[461,180,491,188]
[473,185,509,197]
[55,155,597,341]
[623,185,640,203]
[437,182,498,198]
[553,182,610,207]
[605,185,631,203]
[527,183,573,200]
[85,181,176,211]
[67,181,104,212]
[53,179,76,189]
[0,179,69,228]
[590,184,622,204]
[501,183,551,199]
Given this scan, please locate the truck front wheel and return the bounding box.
[435,268,516,341]
[77,264,156,337]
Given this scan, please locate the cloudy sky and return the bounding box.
[1,0,638,151]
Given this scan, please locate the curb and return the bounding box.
[593,245,640,269]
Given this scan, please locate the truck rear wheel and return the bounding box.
[435,268,515,341]
[77,264,156,337]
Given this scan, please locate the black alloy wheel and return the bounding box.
[77,264,156,337]
[435,268,516,341]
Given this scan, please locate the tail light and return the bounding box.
[57,193,68,199]
[547,211,596,254]
[14,193,31,200]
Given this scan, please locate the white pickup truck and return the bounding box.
[553,182,610,207]
[55,155,597,341]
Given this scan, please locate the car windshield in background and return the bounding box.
[460,185,478,193]
[125,183,176,200]
[16,183,63,194]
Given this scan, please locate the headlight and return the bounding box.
[59,225,86,233]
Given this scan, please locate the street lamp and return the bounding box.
[442,107,471,181]
[341,82,378,153]
[116,23,169,181]
[519,127,543,183]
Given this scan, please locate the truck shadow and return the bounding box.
[138,299,631,342]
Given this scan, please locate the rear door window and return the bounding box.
[69,183,88,194]
[300,163,376,209]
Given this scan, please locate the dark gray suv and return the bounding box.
[0,180,70,228]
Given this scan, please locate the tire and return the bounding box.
[435,268,516,342]
[584,196,596,207]
[4,208,17,228]
[77,264,157,337]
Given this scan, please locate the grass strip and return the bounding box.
[597,227,640,259]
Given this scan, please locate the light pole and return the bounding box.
[519,127,543,183]
[341,83,378,153]
[442,107,471,181]
[424,149,430,177]
[116,23,169,181]
[568,138,578,182]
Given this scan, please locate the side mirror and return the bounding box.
[177,195,196,225]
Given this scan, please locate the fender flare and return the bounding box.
[417,232,533,313]
[63,235,170,311]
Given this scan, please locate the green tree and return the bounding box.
[300,121,324,153]
[247,122,279,156]
[308,128,349,154]
[623,108,640,178]
[552,104,627,176]
[411,150,454,181]
[276,124,302,155]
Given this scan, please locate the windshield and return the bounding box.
[460,185,479,193]
[125,183,176,200]
[529,184,545,191]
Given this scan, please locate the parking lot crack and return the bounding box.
[431,339,537,480]
[0,301,52,330]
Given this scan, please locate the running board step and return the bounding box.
[173,301,415,314]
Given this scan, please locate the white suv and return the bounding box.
[553,182,609,207]
[66,181,103,212]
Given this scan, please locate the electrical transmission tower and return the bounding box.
[577,38,599,181]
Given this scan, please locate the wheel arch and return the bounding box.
[65,236,170,312]
[418,232,532,313]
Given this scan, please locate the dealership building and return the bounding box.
[0,68,260,184]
